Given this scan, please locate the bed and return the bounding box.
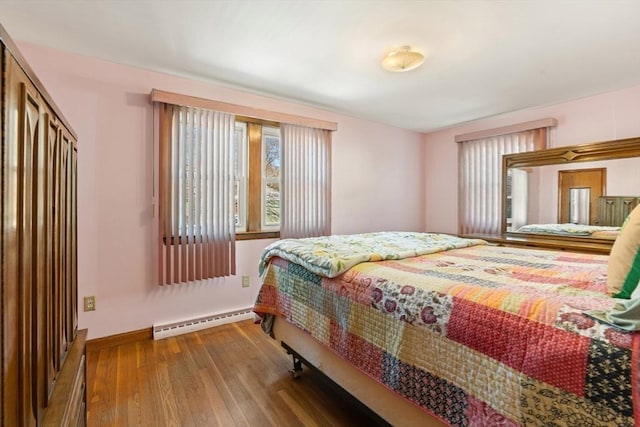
[253,232,638,427]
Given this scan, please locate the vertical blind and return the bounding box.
[280,124,331,238]
[459,128,547,236]
[158,104,236,285]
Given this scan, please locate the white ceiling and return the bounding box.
[2,0,640,132]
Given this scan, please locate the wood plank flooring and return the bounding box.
[86,320,386,426]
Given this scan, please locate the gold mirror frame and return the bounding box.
[501,136,640,251]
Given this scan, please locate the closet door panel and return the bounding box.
[71,144,78,335]
[57,131,69,362]
[51,123,62,375]
[19,75,42,427]
[44,113,59,402]
[23,82,52,425]
[61,128,76,345]
[2,48,22,427]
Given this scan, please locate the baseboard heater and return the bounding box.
[153,307,254,340]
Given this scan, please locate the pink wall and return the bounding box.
[424,85,640,234]
[18,42,425,339]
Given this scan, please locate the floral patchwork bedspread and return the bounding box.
[254,241,639,426]
[258,232,486,278]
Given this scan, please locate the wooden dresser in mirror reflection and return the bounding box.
[1,23,86,426]
[598,196,639,226]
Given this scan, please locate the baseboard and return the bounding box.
[87,308,256,350]
[86,328,152,352]
[153,307,254,340]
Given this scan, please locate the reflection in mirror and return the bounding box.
[505,169,528,231]
[569,188,590,224]
[559,168,604,225]
[501,137,640,244]
[514,158,638,230]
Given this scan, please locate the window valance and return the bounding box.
[150,89,338,131]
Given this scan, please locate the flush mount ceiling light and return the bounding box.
[381,46,425,72]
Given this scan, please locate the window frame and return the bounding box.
[152,89,337,259]
[235,117,281,239]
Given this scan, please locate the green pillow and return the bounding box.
[608,204,640,298]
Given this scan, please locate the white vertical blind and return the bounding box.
[158,105,236,285]
[459,128,547,236]
[280,124,331,238]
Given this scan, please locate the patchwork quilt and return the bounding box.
[254,235,639,426]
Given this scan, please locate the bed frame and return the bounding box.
[273,317,446,427]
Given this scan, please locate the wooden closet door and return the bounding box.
[55,128,69,364]
[2,54,42,427]
[1,47,20,427]
[61,127,76,346]
[18,73,43,427]
[32,99,55,424]
[44,111,80,417]
[71,144,78,335]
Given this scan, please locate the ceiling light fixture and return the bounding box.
[381,46,425,72]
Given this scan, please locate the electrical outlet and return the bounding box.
[242,276,250,288]
[84,296,96,312]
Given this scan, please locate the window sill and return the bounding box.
[162,231,280,245]
[236,231,280,241]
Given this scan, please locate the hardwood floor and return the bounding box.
[86,320,388,426]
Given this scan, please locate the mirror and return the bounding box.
[502,137,640,244]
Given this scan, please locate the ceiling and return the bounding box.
[1,0,640,133]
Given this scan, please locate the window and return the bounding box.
[262,126,281,228]
[457,119,555,237]
[152,89,336,284]
[234,120,281,237]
